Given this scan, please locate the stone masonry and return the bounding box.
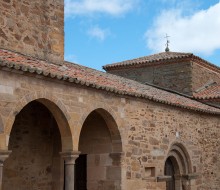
[104,54,220,96]
[191,62,220,92]
[0,0,64,64]
[0,67,219,189]
[3,101,62,190]
[0,0,220,189]
[106,61,192,95]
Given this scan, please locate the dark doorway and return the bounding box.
[165,157,175,190]
[75,154,87,190]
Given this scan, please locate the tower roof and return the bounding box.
[103,52,192,70]
[193,84,220,100]
[103,51,220,73]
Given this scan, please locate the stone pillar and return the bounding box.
[109,152,125,190]
[0,150,11,190]
[174,174,182,190]
[60,151,80,190]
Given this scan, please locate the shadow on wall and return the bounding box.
[3,101,63,190]
[76,109,122,190]
[0,116,3,133]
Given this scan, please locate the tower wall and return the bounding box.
[108,62,193,95]
[0,0,64,64]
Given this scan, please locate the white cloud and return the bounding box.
[65,0,138,17]
[145,2,220,55]
[87,26,110,41]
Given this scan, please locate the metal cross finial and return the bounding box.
[165,34,170,52]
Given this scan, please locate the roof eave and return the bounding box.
[1,59,220,115]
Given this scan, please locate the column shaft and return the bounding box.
[65,162,75,190]
[0,163,3,190]
[0,150,11,190]
[60,151,80,190]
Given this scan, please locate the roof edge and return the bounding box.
[1,58,220,115]
[103,53,220,74]
[103,52,193,70]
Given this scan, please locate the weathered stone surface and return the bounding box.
[0,69,219,189]
[192,63,220,92]
[108,62,193,95]
[0,0,64,64]
[0,0,219,187]
[107,60,220,97]
[2,101,62,190]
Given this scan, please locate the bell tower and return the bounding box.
[0,0,64,65]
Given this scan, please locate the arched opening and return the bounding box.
[76,109,122,190]
[164,143,192,190]
[3,100,68,190]
[165,157,176,190]
[165,156,181,190]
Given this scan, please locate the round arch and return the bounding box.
[81,108,122,152]
[167,142,192,174]
[3,98,72,190]
[5,93,73,151]
[76,106,123,152]
[75,108,123,190]
[164,142,192,190]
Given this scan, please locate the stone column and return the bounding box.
[109,152,125,190]
[60,151,80,190]
[0,150,11,190]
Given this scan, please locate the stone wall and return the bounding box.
[200,115,220,189]
[108,61,220,97]
[0,115,3,132]
[79,111,121,190]
[108,66,155,84]
[0,0,64,64]
[108,62,193,95]
[0,69,219,189]
[79,111,113,154]
[2,101,62,190]
[122,98,220,190]
[191,62,220,92]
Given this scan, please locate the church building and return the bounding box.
[0,0,219,190]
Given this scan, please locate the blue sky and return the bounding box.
[64,0,220,71]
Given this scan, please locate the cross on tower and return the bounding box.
[165,34,170,52]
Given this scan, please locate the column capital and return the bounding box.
[0,150,11,168]
[0,150,11,163]
[60,150,80,165]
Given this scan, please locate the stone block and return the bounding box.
[87,166,106,180]
[106,166,121,180]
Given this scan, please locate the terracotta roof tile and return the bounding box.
[103,52,220,73]
[1,49,220,114]
[103,52,193,70]
[194,84,220,100]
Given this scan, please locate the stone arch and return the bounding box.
[84,108,122,152]
[167,142,192,174]
[3,99,72,190]
[4,93,73,151]
[76,105,123,152]
[76,108,123,190]
[164,142,192,190]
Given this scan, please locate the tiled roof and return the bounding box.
[103,52,220,73]
[194,84,220,100]
[1,48,220,114]
[103,52,192,70]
